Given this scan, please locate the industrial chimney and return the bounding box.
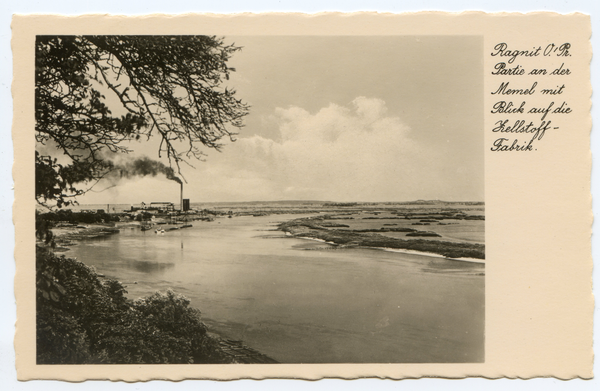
[180,182,183,212]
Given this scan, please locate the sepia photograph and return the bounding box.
[33,34,485,365]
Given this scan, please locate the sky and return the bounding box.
[71,35,483,205]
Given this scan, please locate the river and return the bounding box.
[67,214,485,363]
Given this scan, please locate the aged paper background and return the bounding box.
[10,11,594,382]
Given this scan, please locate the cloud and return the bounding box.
[192,97,448,202]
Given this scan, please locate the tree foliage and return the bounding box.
[36,247,233,364]
[35,35,249,207]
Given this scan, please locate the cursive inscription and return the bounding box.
[490,42,573,151]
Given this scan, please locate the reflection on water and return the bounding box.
[130,259,175,274]
[420,259,485,276]
[67,214,484,363]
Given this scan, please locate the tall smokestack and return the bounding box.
[180,182,183,212]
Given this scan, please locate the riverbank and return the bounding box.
[51,223,121,251]
[279,216,485,260]
[38,221,279,364]
[51,221,191,251]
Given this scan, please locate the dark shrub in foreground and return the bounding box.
[36,247,232,364]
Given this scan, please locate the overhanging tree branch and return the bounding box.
[35,35,249,207]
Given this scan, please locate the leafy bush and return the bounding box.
[37,305,92,364]
[36,247,232,364]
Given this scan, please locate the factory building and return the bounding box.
[149,202,175,212]
[130,202,175,213]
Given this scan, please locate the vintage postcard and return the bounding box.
[12,12,592,380]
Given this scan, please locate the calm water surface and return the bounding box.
[67,214,484,363]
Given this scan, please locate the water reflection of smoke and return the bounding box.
[129,260,175,274]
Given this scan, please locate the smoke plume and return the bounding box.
[110,156,183,184]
